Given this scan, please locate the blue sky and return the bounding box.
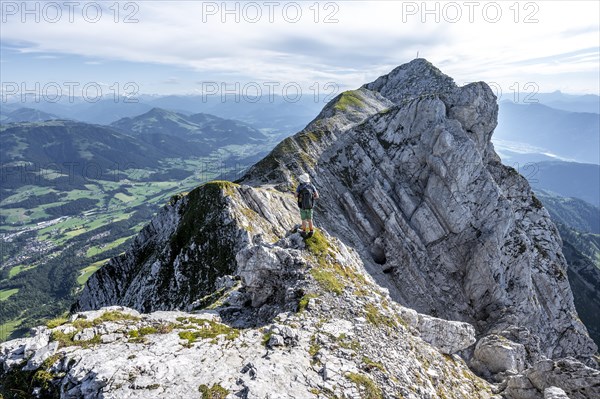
[1,1,599,98]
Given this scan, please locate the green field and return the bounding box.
[0,318,24,341]
[86,235,134,258]
[0,288,20,301]
[0,186,58,206]
[8,265,38,279]
[77,259,110,285]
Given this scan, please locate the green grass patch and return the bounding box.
[336,333,361,351]
[310,268,344,295]
[362,356,386,373]
[115,192,136,203]
[345,372,383,399]
[128,326,162,342]
[49,331,74,347]
[308,333,321,358]
[304,230,345,295]
[297,293,318,312]
[0,288,19,301]
[305,230,369,295]
[64,227,87,238]
[71,310,140,330]
[262,331,273,346]
[0,186,56,206]
[64,188,99,200]
[97,310,140,322]
[1,207,48,225]
[137,326,159,336]
[0,362,60,398]
[72,319,94,329]
[364,303,398,329]
[46,317,69,329]
[203,180,239,196]
[32,369,55,392]
[176,317,239,344]
[50,330,101,348]
[309,342,321,357]
[304,229,330,259]
[49,311,137,348]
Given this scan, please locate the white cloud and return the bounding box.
[1,1,598,93]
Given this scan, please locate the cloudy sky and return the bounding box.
[1,1,599,99]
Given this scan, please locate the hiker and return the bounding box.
[296,173,319,237]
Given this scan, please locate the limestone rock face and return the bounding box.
[2,59,598,398]
[243,58,595,365]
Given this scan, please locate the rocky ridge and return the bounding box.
[1,59,599,398]
[2,230,495,398]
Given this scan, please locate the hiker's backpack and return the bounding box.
[298,184,315,210]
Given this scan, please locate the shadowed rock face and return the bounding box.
[61,59,599,398]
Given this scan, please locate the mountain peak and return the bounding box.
[145,107,179,117]
[241,59,496,189]
[363,58,456,104]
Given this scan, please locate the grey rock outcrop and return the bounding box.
[473,334,527,377]
[2,59,597,398]
[544,387,570,399]
[504,357,600,399]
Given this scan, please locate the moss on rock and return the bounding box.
[198,383,229,399]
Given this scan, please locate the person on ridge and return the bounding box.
[296,173,319,237]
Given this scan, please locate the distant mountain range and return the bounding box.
[0,108,278,337]
[493,152,600,208]
[4,92,597,154]
[1,94,325,137]
[0,120,166,188]
[539,191,600,273]
[147,94,323,137]
[528,90,599,114]
[0,109,270,192]
[1,99,153,126]
[0,107,60,123]
[495,101,599,164]
[3,91,598,206]
[111,108,267,152]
